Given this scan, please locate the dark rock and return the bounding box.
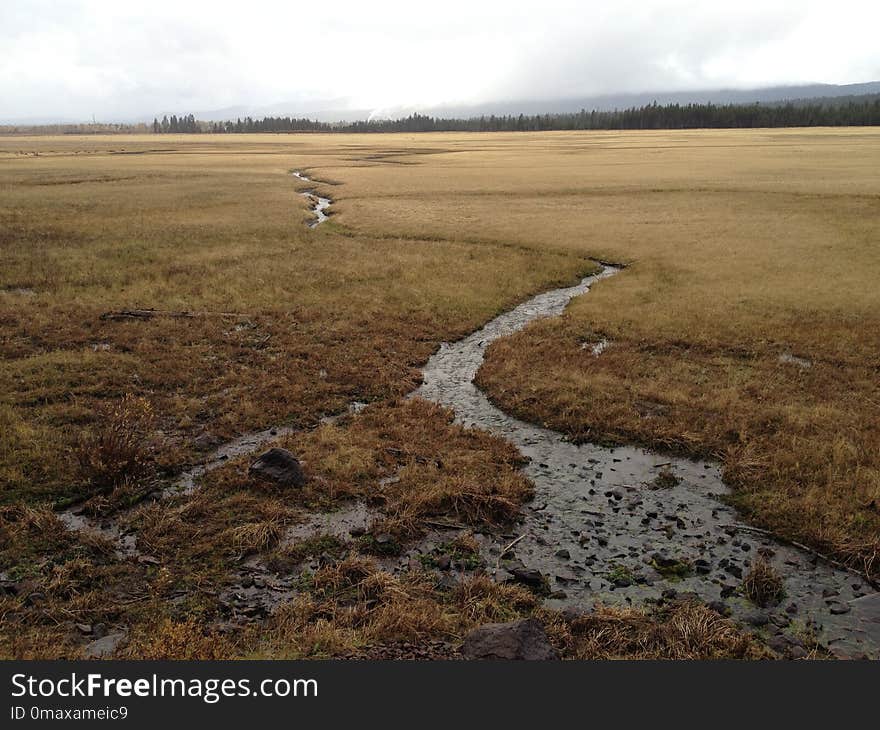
[694,559,712,574]
[828,601,851,615]
[770,614,791,628]
[92,623,108,638]
[0,580,20,596]
[554,549,571,560]
[435,555,451,571]
[509,566,551,595]
[24,591,46,606]
[767,635,790,655]
[785,602,799,615]
[462,618,558,660]
[743,610,770,627]
[249,448,306,487]
[707,600,729,615]
[724,564,743,579]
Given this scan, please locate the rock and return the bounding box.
[785,602,799,615]
[509,566,550,595]
[75,623,93,635]
[249,448,306,487]
[767,635,790,655]
[84,631,127,659]
[743,610,770,627]
[707,600,728,615]
[828,601,851,615]
[770,614,791,628]
[137,555,161,566]
[92,623,108,638]
[724,563,743,579]
[554,568,578,584]
[193,432,223,451]
[24,591,46,606]
[554,549,571,560]
[435,555,451,571]
[462,618,558,660]
[0,580,20,596]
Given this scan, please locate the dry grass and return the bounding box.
[742,557,786,607]
[2,129,877,657]
[554,601,770,660]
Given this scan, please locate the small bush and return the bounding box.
[75,394,155,492]
[742,557,786,607]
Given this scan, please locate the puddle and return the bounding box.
[414,264,879,658]
[280,501,377,545]
[778,353,812,369]
[292,171,331,227]
[582,338,611,356]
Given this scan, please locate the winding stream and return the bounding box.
[414,264,879,658]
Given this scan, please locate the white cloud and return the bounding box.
[0,0,878,121]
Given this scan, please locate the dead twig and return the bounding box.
[100,308,246,321]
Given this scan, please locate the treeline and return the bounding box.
[153,95,880,134]
[151,114,201,133]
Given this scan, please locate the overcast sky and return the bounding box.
[1,0,879,122]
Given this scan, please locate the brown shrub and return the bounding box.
[742,557,786,607]
[75,394,155,492]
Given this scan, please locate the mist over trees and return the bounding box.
[152,96,880,134]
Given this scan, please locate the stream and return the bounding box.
[292,171,331,227]
[413,264,879,658]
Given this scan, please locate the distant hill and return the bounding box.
[174,82,880,125]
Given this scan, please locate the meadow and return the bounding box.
[1,129,877,658]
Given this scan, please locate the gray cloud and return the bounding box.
[1,0,878,122]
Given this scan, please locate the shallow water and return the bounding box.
[292,171,331,227]
[414,265,879,658]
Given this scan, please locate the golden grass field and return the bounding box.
[1,128,878,658]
